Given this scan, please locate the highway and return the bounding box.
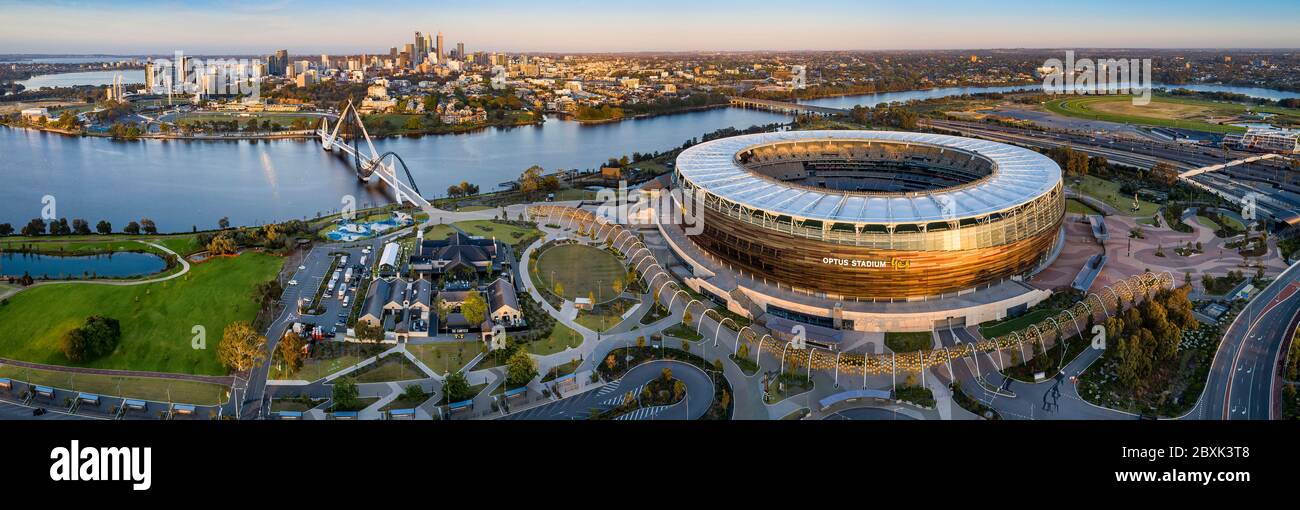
[1187,260,1300,420]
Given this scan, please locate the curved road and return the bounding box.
[502,360,714,420]
[1188,260,1300,420]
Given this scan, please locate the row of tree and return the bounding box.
[0,218,154,237]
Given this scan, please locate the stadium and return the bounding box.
[669,130,1065,304]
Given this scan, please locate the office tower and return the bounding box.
[457,42,465,60]
[436,32,444,60]
[414,31,425,64]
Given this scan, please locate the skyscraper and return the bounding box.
[414,31,425,65]
[436,32,444,60]
[456,42,465,61]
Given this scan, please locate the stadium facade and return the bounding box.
[657,130,1066,332]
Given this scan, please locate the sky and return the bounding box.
[3,0,1299,54]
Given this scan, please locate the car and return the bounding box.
[287,280,298,286]
[298,265,306,270]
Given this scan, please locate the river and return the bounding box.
[0,82,1294,231]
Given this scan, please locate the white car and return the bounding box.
[287,280,298,286]
[298,265,305,270]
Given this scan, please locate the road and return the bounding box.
[502,360,714,420]
[1188,260,1300,420]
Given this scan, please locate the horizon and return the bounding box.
[3,0,1299,54]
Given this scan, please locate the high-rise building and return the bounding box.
[414,31,425,65]
[266,49,288,76]
[436,32,444,60]
[456,42,465,61]
[321,54,330,68]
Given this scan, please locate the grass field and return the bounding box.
[1066,198,1101,216]
[884,332,933,352]
[1074,176,1161,217]
[0,233,202,257]
[534,244,625,302]
[526,323,583,355]
[269,353,366,382]
[0,364,229,405]
[407,341,483,376]
[1041,95,1297,134]
[575,310,625,332]
[0,251,283,375]
[979,308,1059,339]
[453,220,539,245]
[351,354,425,383]
[172,112,321,129]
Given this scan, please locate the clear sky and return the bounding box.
[3,0,1299,54]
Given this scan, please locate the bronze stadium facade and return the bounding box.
[672,131,1064,300]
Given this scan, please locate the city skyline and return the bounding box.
[3,0,1300,54]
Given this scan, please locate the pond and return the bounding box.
[0,251,167,279]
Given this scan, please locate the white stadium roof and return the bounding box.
[675,130,1062,224]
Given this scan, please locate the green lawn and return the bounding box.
[0,251,283,375]
[978,308,1059,339]
[526,323,583,355]
[884,332,933,353]
[351,355,425,383]
[0,364,229,405]
[407,341,484,376]
[1066,198,1101,216]
[269,353,365,382]
[534,244,625,302]
[664,323,704,342]
[452,220,538,243]
[0,233,200,257]
[575,310,624,332]
[1074,176,1161,217]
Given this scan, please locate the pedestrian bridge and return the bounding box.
[317,100,440,218]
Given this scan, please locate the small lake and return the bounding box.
[0,251,167,279]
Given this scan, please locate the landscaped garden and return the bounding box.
[884,331,932,353]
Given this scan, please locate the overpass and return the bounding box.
[728,96,849,117]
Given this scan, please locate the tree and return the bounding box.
[278,332,305,373]
[683,310,693,325]
[737,342,750,360]
[612,279,624,296]
[138,218,157,235]
[332,377,359,411]
[218,217,230,229]
[123,221,140,235]
[0,223,11,236]
[21,218,46,236]
[355,320,384,343]
[505,349,538,387]
[636,336,646,349]
[95,220,112,234]
[519,165,544,198]
[461,291,487,327]
[443,371,472,402]
[216,321,267,373]
[553,281,564,297]
[207,234,237,255]
[71,218,91,235]
[60,315,121,363]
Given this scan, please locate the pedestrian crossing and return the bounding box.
[613,405,667,420]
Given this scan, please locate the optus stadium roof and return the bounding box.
[674,130,1062,225]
